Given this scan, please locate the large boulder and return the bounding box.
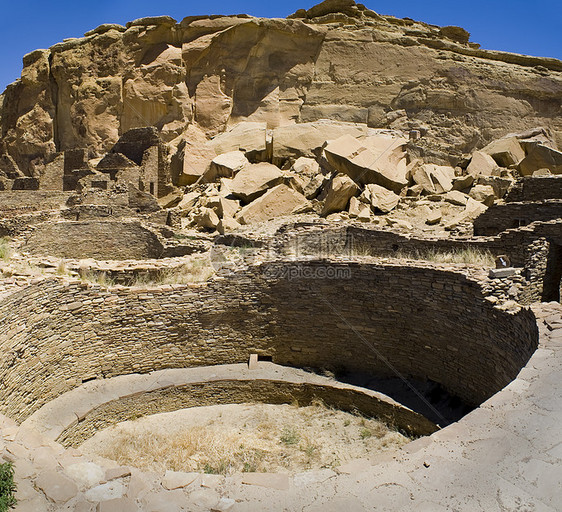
[204,151,249,182]
[272,120,369,165]
[481,137,525,167]
[519,143,562,175]
[469,184,496,206]
[323,134,409,193]
[229,163,283,203]
[236,184,310,224]
[412,163,455,194]
[466,151,498,177]
[360,184,400,213]
[321,173,359,217]
[210,122,268,160]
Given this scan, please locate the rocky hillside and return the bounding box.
[1,0,561,180]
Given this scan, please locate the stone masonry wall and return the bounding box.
[473,200,562,236]
[0,262,538,422]
[23,220,165,259]
[505,176,562,203]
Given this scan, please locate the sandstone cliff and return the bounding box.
[1,0,561,181]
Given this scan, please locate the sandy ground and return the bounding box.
[81,402,409,475]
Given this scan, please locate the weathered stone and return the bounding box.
[229,163,283,204]
[466,151,499,177]
[35,471,78,503]
[477,175,513,199]
[272,121,369,165]
[97,497,137,512]
[302,174,325,200]
[482,137,525,167]
[452,174,474,191]
[444,197,488,230]
[425,208,442,225]
[348,196,371,221]
[162,470,198,490]
[204,151,249,183]
[210,122,267,160]
[291,157,320,177]
[236,184,310,225]
[323,134,409,193]
[216,215,241,234]
[519,143,562,176]
[412,164,455,194]
[193,207,220,230]
[469,184,496,206]
[64,462,105,490]
[321,173,359,216]
[443,190,469,206]
[361,184,400,213]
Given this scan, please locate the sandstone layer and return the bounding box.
[1,0,561,184]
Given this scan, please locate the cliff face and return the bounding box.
[1,0,561,178]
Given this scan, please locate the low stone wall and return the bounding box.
[0,191,72,212]
[23,220,165,259]
[473,200,562,236]
[0,261,538,423]
[505,176,562,202]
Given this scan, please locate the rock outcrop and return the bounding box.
[1,0,561,186]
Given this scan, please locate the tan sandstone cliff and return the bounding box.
[1,0,561,185]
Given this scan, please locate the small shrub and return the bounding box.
[0,238,10,261]
[0,462,16,511]
[280,426,300,446]
[360,427,372,439]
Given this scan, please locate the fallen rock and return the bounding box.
[177,191,200,212]
[412,163,455,194]
[482,136,525,167]
[348,196,371,221]
[204,151,249,182]
[443,190,469,206]
[469,184,496,206]
[425,208,442,225]
[157,189,184,208]
[302,173,326,199]
[210,122,267,160]
[452,174,474,191]
[272,120,369,165]
[236,184,310,224]
[323,134,408,193]
[194,207,220,229]
[444,197,487,230]
[519,143,562,175]
[229,163,283,203]
[361,184,400,213]
[321,173,359,216]
[477,175,513,198]
[291,157,321,177]
[466,151,498,177]
[217,215,241,234]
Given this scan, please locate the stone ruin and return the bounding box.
[0,1,561,510]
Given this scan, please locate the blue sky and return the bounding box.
[0,0,561,93]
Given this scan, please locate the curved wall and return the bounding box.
[0,261,538,422]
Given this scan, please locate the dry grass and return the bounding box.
[352,243,495,267]
[84,402,409,475]
[78,256,214,288]
[130,257,214,286]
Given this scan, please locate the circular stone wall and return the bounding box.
[0,261,538,423]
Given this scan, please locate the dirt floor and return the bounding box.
[80,402,410,475]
